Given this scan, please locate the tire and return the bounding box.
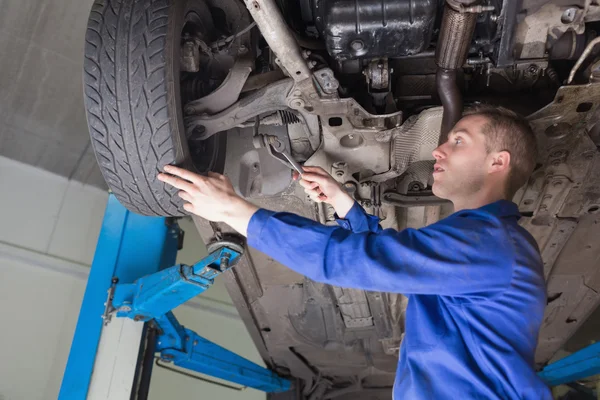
[83,0,226,216]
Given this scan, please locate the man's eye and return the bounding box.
[455,137,463,145]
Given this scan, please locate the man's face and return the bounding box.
[431,115,491,201]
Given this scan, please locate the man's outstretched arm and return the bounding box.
[158,165,513,297]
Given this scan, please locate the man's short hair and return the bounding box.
[463,105,538,198]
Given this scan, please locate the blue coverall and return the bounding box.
[247,199,552,399]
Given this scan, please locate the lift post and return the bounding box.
[59,194,290,399]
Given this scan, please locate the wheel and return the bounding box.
[83,0,248,216]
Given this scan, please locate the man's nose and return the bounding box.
[432,145,445,160]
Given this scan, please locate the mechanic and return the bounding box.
[158,105,552,399]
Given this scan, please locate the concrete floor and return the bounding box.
[0,0,106,188]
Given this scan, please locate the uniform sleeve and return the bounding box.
[334,201,382,233]
[247,208,514,297]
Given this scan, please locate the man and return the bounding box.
[158,106,552,399]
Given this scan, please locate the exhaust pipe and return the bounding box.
[435,0,478,143]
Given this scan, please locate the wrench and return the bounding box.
[265,136,328,199]
[267,136,305,176]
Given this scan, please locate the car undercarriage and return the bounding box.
[84,0,600,397]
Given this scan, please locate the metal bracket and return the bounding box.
[184,57,255,115]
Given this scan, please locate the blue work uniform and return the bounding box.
[247,199,552,399]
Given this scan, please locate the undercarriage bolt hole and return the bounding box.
[329,117,343,127]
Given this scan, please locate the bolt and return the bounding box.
[252,1,259,9]
[490,14,498,22]
[350,39,364,52]
[552,160,561,167]
[193,340,198,346]
[528,64,539,74]
[238,45,247,54]
[561,7,577,24]
[553,180,562,187]
[252,163,259,172]
[335,171,344,177]
[219,255,230,271]
[290,99,305,108]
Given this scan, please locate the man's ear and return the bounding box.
[489,150,511,174]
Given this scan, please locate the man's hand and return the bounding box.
[294,166,355,218]
[157,165,258,236]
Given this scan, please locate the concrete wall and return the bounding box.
[0,156,265,400]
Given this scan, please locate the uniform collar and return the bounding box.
[478,200,522,218]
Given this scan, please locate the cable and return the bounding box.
[567,36,600,84]
[210,22,257,49]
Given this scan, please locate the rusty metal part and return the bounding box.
[314,68,339,95]
[435,2,477,140]
[550,30,586,60]
[514,4,588,60]
[241,0,312,84]
[436,4,477,70]
[185,78,295,138]
[180,37,206,72]
[186,70,402,141]
[184,57,254,114]
[567,36,600,84]
[527,83,600,134]
[241,70,286,93]
[382,192,450,207]
[365,59,390,91]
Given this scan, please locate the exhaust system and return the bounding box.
[435,0,479,143]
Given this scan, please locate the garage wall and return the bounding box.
[0,156,265,400]
[0,0,106,188]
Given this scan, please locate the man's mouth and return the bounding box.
[433,164,445,174]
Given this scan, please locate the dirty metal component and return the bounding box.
[519,82,600,365]
[527,83,600,134]
[332,287,374,328]
[241,0,312,83]
[567,36,600,84]
[435,1,477,139]
[436,2,477,70]
[514,3,588,60]
[185,78,295,138]
[549,30,587,60]
[241,70,287,93]
[181,37,205,72]
[382,192,450,207]
[369,107,443,183]
[365,59,390,91]
[436,68,463,141]
[314,68,339,95]
[493,0,519,67]
[184,57,254,114]
[186,70,402,141]
[238,110,301,127]
[315,0,437,60]
[466,56,492,66]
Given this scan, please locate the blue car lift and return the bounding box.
[59,194,291,399]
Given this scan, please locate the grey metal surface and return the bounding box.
[0,0,106,188]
